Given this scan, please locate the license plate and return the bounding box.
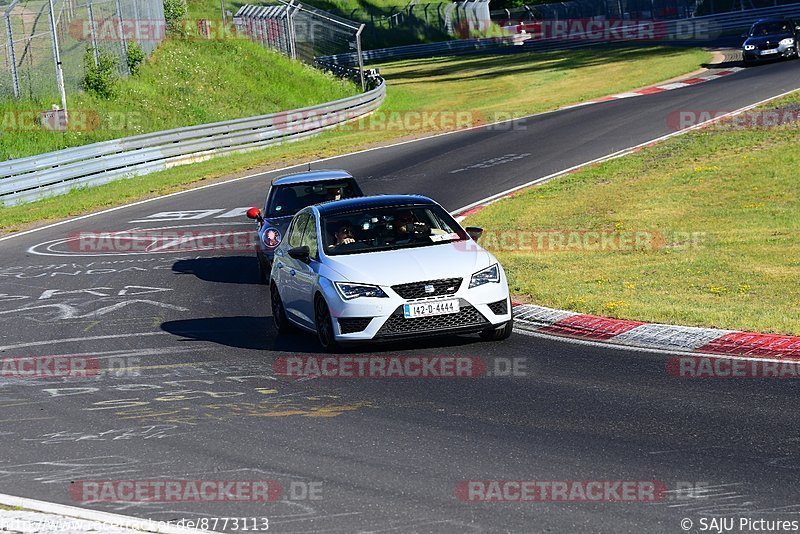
[403,299,460,318]
[761,49,778,55]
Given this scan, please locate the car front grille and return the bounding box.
[391,277,462,300]
[376,301,488,337]
[759,42,778,50]
[487,298,508,316]
[338,317,372,334]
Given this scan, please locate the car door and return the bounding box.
[275,212,310,326]
[292,212,322,326]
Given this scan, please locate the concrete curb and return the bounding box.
[511,303,800,360]
[560,66,744,110]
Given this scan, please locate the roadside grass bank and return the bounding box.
[0,38,358,160]
[464,92,800,336]
[0,46,709,233]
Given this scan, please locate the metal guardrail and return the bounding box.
[326,2,800,62]
[320,34,530,65]
[0,73,385,206]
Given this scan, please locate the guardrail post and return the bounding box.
[356,23,365,92]
[4,13,20,99]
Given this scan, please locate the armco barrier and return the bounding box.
[321,34,530,65]
[0,74,385,206]
[326,2,800,62]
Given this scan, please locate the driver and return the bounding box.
[393,210,427,238]
[328,224,356,249]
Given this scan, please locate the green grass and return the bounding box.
[463,94,800,336]
[0,46,708,236]
[0,38,358,160]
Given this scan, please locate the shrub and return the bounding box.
[163,0,188,36]
[81,47,119,99]
[126,40,145,75]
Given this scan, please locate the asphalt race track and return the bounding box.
[1,59,799,533]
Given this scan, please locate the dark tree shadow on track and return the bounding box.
[172,256,260,285]
[161,315,488,354]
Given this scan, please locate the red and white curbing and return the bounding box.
[511,303,800,359]
[562,68,744,109]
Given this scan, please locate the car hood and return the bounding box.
[744,33,793,46]
[323,242,494,286]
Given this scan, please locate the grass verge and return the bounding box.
[0,38,358,160]
[464,92,800,335]
[0,46,709,233]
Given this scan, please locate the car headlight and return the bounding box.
[469,263,500,288]
[334,282,388,300]
[744,44,755,50]
[780,37,795,46]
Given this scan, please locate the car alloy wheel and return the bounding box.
[271,283,290,333]
[314,296,339,351]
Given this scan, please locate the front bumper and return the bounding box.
[743,46,795,61]
[323,276,512,342]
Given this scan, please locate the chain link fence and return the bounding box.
[234,2,366,90]
[0,0,164,101]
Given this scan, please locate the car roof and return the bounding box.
[271,169,354,186]
[313,194,437,216]
[752,17,792,24]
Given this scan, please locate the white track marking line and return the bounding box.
[0,492,211,533]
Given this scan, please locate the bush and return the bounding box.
[126,40,145,75]
[163,0,188,36]
[81,47,119,99]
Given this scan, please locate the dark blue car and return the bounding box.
[246,170,363,283]
[742,17,799,65]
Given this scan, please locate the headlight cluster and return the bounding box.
[334,282,388,300]
[469,264,500,288]
[744,44,755,50]
[780,37,795,46]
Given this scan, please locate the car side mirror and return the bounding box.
[288,245,310,263]
[246,207,263,222]
[465,226,484,241]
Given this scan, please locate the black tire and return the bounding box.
[314,296,340,352]
[270,283,290,334]
[480,318,514,341]
[257,257,268,285]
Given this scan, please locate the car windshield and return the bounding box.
[750,21,791,36]
[322,204,467,256]
[267,179,359,217]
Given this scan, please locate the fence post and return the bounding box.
[47,0,68,123]
[355,23,364,92]
[288,0,300,60]
[115,0,129,73]
[86,0,99,66]
[4,13,20,98]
